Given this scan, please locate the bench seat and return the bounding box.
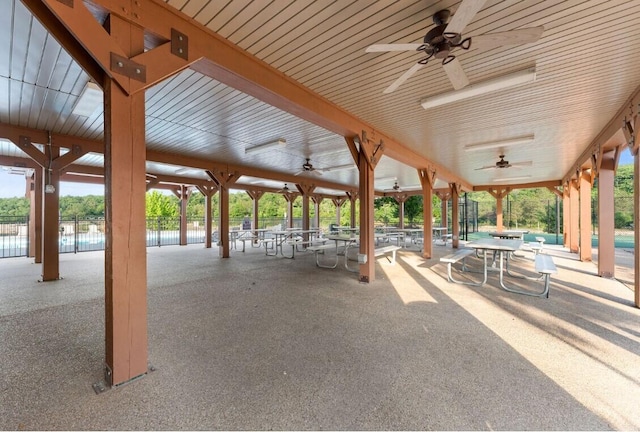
[534,254,557,298]
[374,245,402,264]
[502,254,557,298]
[307,243,340,268]
[439,248,480,285]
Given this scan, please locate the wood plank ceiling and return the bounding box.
[2,0,640,194]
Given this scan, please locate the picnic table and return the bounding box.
[264,229,322,258]
[487,230,529,240]
[448,238,555,297]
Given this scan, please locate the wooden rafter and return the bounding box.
[30,0,470,188]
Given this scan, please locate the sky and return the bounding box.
[0,150,636,198]
[0,170,104,198]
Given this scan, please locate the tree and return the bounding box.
[145,191,178,218]
[404,195,423,226]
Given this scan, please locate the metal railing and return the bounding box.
[0,216,29,258]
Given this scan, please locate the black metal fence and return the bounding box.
[0,216,29,258]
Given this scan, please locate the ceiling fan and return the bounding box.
[384,181,403,192]
[475,155,532,170]
[295,158,322,176]
[365,0,544,93]
[278,183,293,193]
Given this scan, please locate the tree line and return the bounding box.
[0,166,634,229]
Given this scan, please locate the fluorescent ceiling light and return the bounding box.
[308,134,337,144]
[375,176,397,182]
[492,175,532,182]
[72,81,103,117]
[421,68,536,109]
[245,138,287,155]
[175,167,201,175]
[464,135,535,152]
[324,163,356,171]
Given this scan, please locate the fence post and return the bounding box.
[74,215,79,253]
[157,216,161,247]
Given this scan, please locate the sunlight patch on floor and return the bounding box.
[399,250,640,430]
[379,256,437,305]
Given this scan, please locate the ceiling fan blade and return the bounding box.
[471,27,544,51]
[366,43,422,53]
[475,165,497,171]
[384,62,424,94]
[294,170,304,176]
[445,0,488,35]
[442,58,470,90]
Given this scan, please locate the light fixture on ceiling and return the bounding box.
[278,183,292,193]
[464,135,535,152]
[421,68,537,109]
[308,134,337,144]
[72,81,103,117]
[492,175,532,182]
[324,163,357,172]
[175,167,201,175]
[245,138,287,155]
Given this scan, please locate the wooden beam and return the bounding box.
[563,83,640,184]
[473,180,562,191]
[20,0,105,84]
[418,168,434,259]
[82,0,470,188]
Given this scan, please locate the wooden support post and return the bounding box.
[358,152,375,283]
[450,183,460,248]
[418,168,434,259]
[487,188,510,234]
[435,191,450,230]
[563,187,570,248]
[196,184,217,249]
[28,169,43,263]
[205,193,213,248]
[246,190,264,236]
[311,196,323,229]
[218,185,230,257]
[296,183,315,242]
[178,185,191,246]
[283,193,298,229]
[634,148,640,307]
[205,169,238,258]
[496,196,504,231]
[441,197,448,229]
[332,198,345,226]
[569,180,579,253]
[598,154,616,277]
[41,145,60,281]
[349,192,358,228]
[394,194,408,229]
[103,15,148,387]
[355,130,384,283]
[579,171,592,261]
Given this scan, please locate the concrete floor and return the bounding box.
[0,241,639,430]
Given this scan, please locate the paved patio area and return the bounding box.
[0,241,639,430]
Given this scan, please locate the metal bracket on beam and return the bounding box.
[110,53,147,82]
[72,144,82,155]
[18,135,31,148]
[171,29,189,60]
